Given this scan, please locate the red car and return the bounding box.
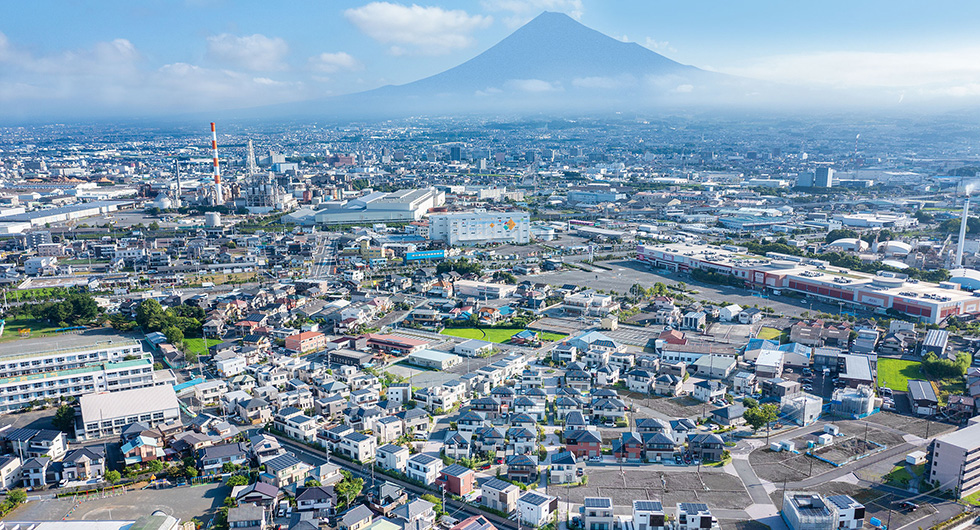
[480,463,491,470]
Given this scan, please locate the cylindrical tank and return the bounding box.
[205,212,221,227]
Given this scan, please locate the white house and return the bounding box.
[376,444,409,473]
[517,492,557,528]
[406,453,443,485]
[719,304,743,322]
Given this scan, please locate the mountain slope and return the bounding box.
[258,12,752,119]
[385,11,700,96]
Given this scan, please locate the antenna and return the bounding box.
[211,122,224,205]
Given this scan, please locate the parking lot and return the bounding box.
[9,483,229,523]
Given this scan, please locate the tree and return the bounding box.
[222,462,240,473]
[163,326,184,345]
[148,460,165,473]
[136,299,166,330]
[185,466,199,478]
[305,477,321,487]
[743,403,779,443]
[105,470,121,483]
[825,229,858,244]
[421,493,445,515]
[227,475,248,487]
[335,470,364,508]
[53,404,76,434]
[148,222,161,231]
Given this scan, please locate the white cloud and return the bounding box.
[719,48,980,90]
[308,52,362,73]
[572,76,637,90]
[344,2,492,55]
[643,38,677,54]
[0,31,311,118]
[505,79,560,92]
[206,33,289,71]
[482,0,583,28]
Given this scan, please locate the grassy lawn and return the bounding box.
[181,338,212,356]
[440,327,567,344]
[883,465,915,487]
[757,327,782,340]
[0,316,65,343]
[877,358,927,391]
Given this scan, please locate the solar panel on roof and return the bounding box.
[633,501,663,511]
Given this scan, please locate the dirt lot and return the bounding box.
[812,438,882,466]
[638,395,706,419]
[9,483,229,523]
[750,445,837,483]
[560,467,751,510]
[860,411,957,439]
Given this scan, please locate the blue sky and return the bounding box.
[3,0,980,118]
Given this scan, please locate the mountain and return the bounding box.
[263,12,755,119]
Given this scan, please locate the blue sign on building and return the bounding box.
[406,250,446,261]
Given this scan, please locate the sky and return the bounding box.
[4,0,980,119]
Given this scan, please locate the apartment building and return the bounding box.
[927,421,980,497]
[77,385,181,441]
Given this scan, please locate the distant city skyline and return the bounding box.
[3,0,980,119]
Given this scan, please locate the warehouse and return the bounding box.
[408,349,462,370]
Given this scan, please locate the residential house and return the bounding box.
[60,448,105,481]
[675,503,719,530]
[564,429,602,458]
[406,453,443,485]
[642,433,678,462]
[436,464,475,497]
[632,501,667,530]
[0,455,21,490]
[688,434,725,462]
[227,505,267,530]
[692,380,726,403]
[339,505,375,530]
[339,432,377,463]
[517,492,558,528]
[505,427,537,456]
[377,444,409,474]
[21,457,50,488]
[626,370,655,394]
[236,482,281,509]
[581,498,614,530]
[295,485,336,519]
[443,432,472,460]
[199,443,248,475]
[653,374,683,397]
[392,498,437,530]
[261,453,313,490]
[549,450,579,485]
[367,482,409,516]
[481,477,519,514]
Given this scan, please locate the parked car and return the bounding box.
[898,501,918,512]
[803,385,813,391]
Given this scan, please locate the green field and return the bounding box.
[876,358,927,391]
[757,327,782,340]
[0,316,64,343]
[181,338,213,357]
[440,327,567,344]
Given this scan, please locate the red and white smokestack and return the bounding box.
[211,122,224,205]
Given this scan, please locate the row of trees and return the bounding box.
[7,291,101,327]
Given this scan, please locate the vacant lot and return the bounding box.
[182,338,211,357]
[876,358,926,391]
[861,411,956,439]
[813,438,882,466]
[642,395,706,419]
[750,445,837,483]
[757,327,782,340]
[440,327,566,344]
